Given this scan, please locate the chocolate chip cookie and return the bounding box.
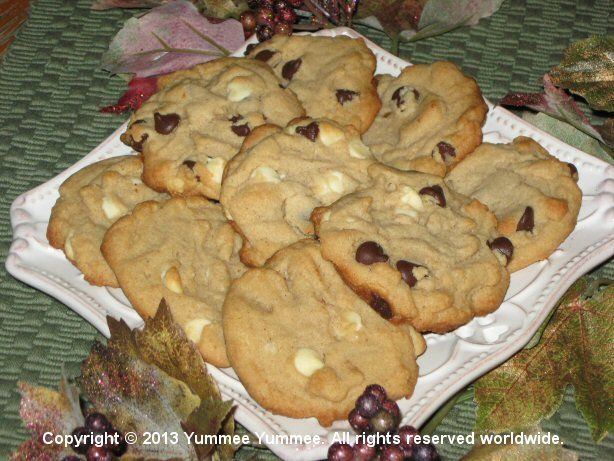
[47,156,167,287]
[247,34,380,133]
[220,118,375,267]
[363,61,487,176]
[311,163,509,332]
[223,240,424,426]
[121,57,305,200]
[101,197,245,367]
[445,137,582,272]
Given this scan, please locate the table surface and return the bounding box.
[0,1,612,459]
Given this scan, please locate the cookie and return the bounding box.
[101,197,245,367]
[363,62,487,176]
[247,34,380,133]
[311,163,509,332]
[223,240,424,426]
[220,118,375,267]
[121,57,305,200]
[445,137,582,272]
[47,156,167,287]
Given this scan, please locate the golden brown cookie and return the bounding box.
[247,34,381,133]
[101,197,245,367]
[121,57,305,200]
[445,137,582,272]
[363,62,487,176]
[47,156,167,287]
[312,163,509,332]
[223,240,424,426]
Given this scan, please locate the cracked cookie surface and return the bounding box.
[121,57,304,200]
[223,240,424,426]
[363,61,487,176]
[47,156,167,287]
[445,137,582,272]
[312,163,509,332]
[220,118,375,267]
[101,197,245,367]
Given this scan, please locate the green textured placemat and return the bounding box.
[0,1,612,459]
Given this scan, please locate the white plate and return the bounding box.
[6,27,614,460]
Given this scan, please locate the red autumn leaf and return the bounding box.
[100,76,158,113]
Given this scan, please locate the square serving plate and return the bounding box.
[6,27,614,460]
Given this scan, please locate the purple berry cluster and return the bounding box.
[240,0,303,42]
[62,412,127,461]
[328,385,440,461]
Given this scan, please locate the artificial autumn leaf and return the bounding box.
[597,118,614,147]
[92,0,247,18]
[462,426,578,460]
[100,75,158,113]
[101,0,244,78]
[356,0,427,39]
[500,74,608,146]
[474,280,614,442]
[550,35,614,112]
[11,375,84,460]
[92,0,168,10]
[81,300,235,460]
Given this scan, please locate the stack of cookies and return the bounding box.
[47,34,582,426]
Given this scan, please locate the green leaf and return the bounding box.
[462,426,578,460]
[81,300,236,460]
[550,35,614,112]
[474,280,614,442]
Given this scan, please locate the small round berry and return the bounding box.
[369,409,396,434]
[286,0,303,6]
[273,0,288,12]
[327,442,353,461]
[240,11,257,31]
[85,413,110,433]
[256,24,274,41]
[260,0,275,7]
[352,441,377,461]
[397,425,419,448]
[105,429,128,456]
[412,442,440,461]
[381,399,401,426]
[86,445,115,461]
[348,408,371,433]
[255,7,275,26]
[276,7,297,23]
[356,393,381,418]
[364,384,387,403]
[379,445,405,461]
[274,21,293,35]
[71,426,90,454]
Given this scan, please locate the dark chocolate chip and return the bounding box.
[228,114,243,123]
[488,237,514,265]
[336,89,359,105]
[231,123,251,137]
[437,142,456,162]
[254,49,276,62]
[183,160,196,170]
[419,185,446,207]
[413,89,420,100]
[370,294,392,319]
[154,112,180,135]
[132,119,146,125]
[396,260,420,288]
[516,206,534,232]
[244,43,257,56]
[295,121,319,142]
[356,241,389,265]
[391,86,406,107]
[282,58,302,80]
[567,162,578,180]
[131,133,148,153]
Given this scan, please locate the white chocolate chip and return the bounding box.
[327,171,346,194]
[400,186,423,210]
[101,196,127,220]
[184,318,211,343]
[205,157,225,184]
[348,138,371,159]
[227,80,251,102]
[344,311,363,331]
[294,348,324,377]
[64,236,75,259]
[130,178,143,186]
[251,166,283,183]
[319,124,345,146]
[413,266,429,282]
[162,267,183,294]
[395,208,418,218]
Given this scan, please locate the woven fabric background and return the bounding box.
[0,0,612,459]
